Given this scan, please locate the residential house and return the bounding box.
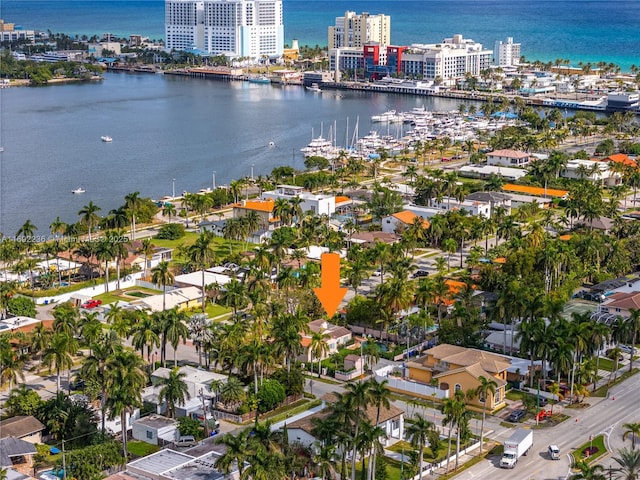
[144,366,227,419]
[603,153,637,168]
[465,191,512,216]
[232,199,278,230]
[127,241,173,274]
[131,415,178,446]
[128,286,202,313]
[349,231,400,247]
[594,291,640,323]
[335,354,364,381]
[0,417,45,444]
[429,197,491,218]
[486,149,531,167]
[459,164,527,181]
[0,437,37,470]
[262,185,336,216]
[381,210,430,234]
[575,216,615,234]
[173,270,232,290]
[298,319,352,363]
[560,159,618,185]
[405,344,510,410]
[286,401,404,451]
[198,219,226,237]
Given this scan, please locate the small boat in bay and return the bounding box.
[72,187,86,194]
[248,75,271,84]
[101,135,112,142]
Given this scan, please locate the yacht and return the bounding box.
[72,187,86,194]
[306,83,322,93]
[300,136,338,158]
[371,110,403,123]
[101,135,112,142]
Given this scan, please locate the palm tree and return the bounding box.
[344,381,372,480]
[158,367,191,418]
[105,349,146,457]
[628,308,640,373]
[186,232,216,313]
[310,330,330,378]
[474,375,497,453]
[623,422,640,449]
[612,447,640,480]
[138,238,156,279]
[162,203,177,223]
[151,261,174,311]
[406,413,434,480]
[161,309,189,367]
[124,191,143,240]
[570,461,607,480]
[42,332,78,390]
[78,201,101,241]
[130,312,160,362]
[215,430,251,477]
[188,314,210,368]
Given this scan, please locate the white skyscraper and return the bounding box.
[494,37,521,66]
[165,0,283,59]
[328,11,391,50]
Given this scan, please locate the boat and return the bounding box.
[306,83,322,93]
[371,110,404,123]
[248,75,271,84]
[101,135,112,142]
[71,187,85,194]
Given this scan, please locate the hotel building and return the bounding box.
[165,0,283,59]
[328,11,390,49]
[401,34,493,85]
[494,37,521,66]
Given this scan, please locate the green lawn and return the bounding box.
[204,303,232,319]
[94,291,125,305]
[387,438,460,463]
[593,368,639,397]
[355,457,403,480]
[127,441,160,457]
[571,435,607,465]
[152,233,246,262]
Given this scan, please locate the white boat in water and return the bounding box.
[306,83,322,93]
[371,110,403,123]
[101,135,112,142]
[72,187,86,194]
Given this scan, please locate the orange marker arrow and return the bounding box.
[313,252,348,318]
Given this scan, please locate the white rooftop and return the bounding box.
[174,271,232,289]
[129,286,202,312]
[128,449,195,475]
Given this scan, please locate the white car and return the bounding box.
[548,445,560,460]
[373,269,382,277]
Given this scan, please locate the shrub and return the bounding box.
[177,416,202,438]
[155,223,185,240]
[257,379,286,413]
[8,296,37,317]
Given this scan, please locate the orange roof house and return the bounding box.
[232,198,278,229]
[382,210,430,234]
[501,183,568,198]
[603,153,637,168]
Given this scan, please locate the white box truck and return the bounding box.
[500,429,533,468]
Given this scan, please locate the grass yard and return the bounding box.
[355,457,403,480]
[596,357,616,372]
[593,368,639,397]
[127,441,160,457]
[387,438,460,463]
[571,435,607,465]
[94,291,124,305]
[204,303,232,319]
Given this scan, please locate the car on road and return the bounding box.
[412,269,429,278]
[619,345,636,354]
[548,444,560,460]
[81,299,102,309]
[373,269,382,277]
[506,410,526,423]
[536,396,548,407]
[175,435,197,447]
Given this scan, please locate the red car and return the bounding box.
[81,299,102,309]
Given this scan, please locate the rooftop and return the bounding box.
[0,416,44,439]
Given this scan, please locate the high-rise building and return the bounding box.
[328,11,390,50]
[165,0,283,59]
[494,37,521,66]
[401,34,493,85]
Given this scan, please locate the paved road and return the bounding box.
[454,371,640,480]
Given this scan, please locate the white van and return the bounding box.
[175,435,197,447]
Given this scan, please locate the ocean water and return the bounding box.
[2,0,640,71]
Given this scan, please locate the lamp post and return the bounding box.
[212,171,216,190]
[251,164,255,181]
[172,178,176,199]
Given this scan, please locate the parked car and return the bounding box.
[412,269,429,278]
[507,410,526,423]
[175,435,197,447]
[536,396,548,407]
[81,299,102,309]
[619,345,636,354]
[373,269,382,277]
[548,444,560,460]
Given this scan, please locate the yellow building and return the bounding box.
[406,344,509,410]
